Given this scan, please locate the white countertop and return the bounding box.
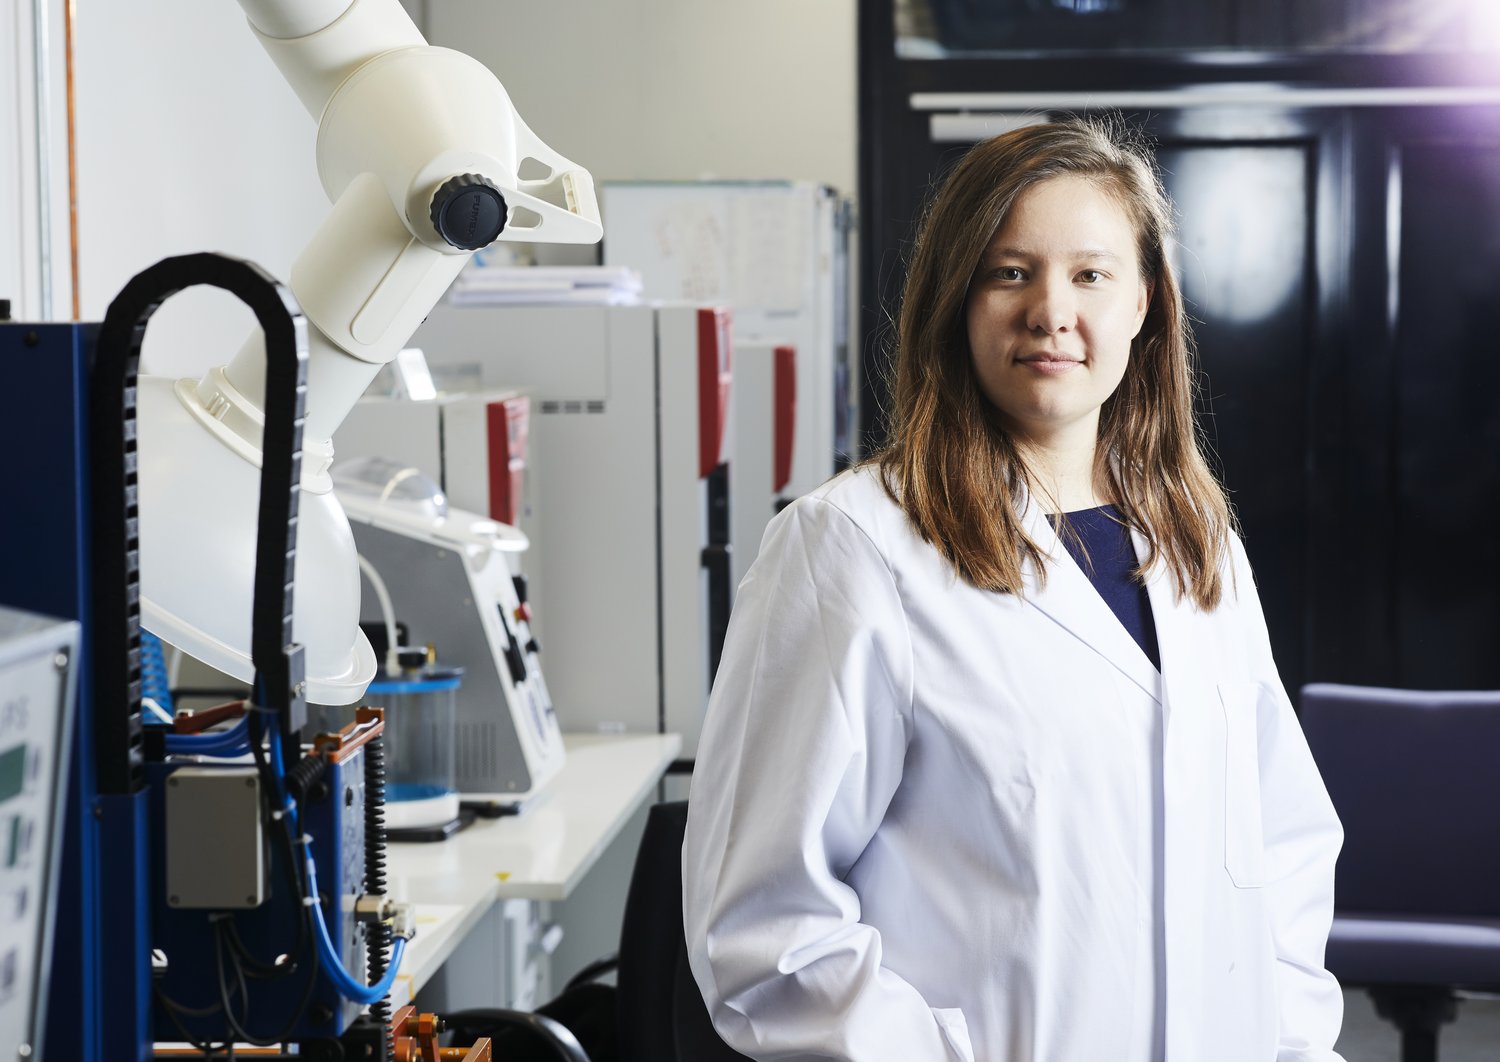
[386,731,680,998]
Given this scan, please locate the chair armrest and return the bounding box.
[442,1008,593,1062]
[564,954,620,992]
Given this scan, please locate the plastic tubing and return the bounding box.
[267,713,404,1005]
[356,552,402,677]
[163,716,252,755]
[303,848,406,1004]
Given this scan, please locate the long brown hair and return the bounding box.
[873,116,1234,609]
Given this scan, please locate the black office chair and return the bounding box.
[447,800,746,1062]
[614,800,749,1062]
[1300,683,1500,1062]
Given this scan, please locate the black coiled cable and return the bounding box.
[284,752,327,805]
[363,736,395,1062]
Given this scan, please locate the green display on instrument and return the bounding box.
[0,744,26,804]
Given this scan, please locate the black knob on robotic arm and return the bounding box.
[429,173,509,250]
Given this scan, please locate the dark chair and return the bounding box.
[1300,683,1500,1062]
[447,800,747,1061]
[614,800,749,1062]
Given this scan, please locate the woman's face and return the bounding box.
[965,175,1150,447]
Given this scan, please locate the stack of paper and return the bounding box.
[447,265,644,306]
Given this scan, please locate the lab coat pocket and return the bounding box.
[1220,681,1267,888]
[932,1007,976,1062]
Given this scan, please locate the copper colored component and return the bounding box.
[64,0,80,318]
[417,1011,440,1062]
[312,706,387,764]
[390,1005,491,1062]
[171,699,248,734]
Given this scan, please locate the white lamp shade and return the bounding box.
[136,375,376,705]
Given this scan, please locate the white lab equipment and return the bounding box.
[333,457,565,806]
[405,302,733,756]
[336,390,533,532]
[727,338,797,592]
[0,607,77,1062]
[134,0,602,704]
[602,180,852,499]
[363,668,463,832]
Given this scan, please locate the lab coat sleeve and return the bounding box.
[1232,538,1347,1062]
[683,495,968,1061]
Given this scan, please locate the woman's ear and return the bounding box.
[1132,280,1153,337]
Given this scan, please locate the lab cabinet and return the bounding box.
[406,302,733,757]
[415,898,556,1014]
[602,180,854,499]
[727,338,798,590]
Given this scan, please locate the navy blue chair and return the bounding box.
[1300,683,1500,1062]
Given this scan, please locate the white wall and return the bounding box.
[8,0,857,365]
[2,0,69,322]
[423,0,857,195]
[70,0,329,377]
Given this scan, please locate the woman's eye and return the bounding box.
[1077,270,1105,284]
[994,266,1025,282]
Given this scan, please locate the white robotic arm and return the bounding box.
[218,0,601,480]
[135,0,600,703]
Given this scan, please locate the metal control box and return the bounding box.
[164,767,265,909]
[0,607,78,1062]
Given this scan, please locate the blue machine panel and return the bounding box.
[0,322,108,1061]
[148,747,368,1043]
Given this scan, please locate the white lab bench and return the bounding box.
[385,732,681,1012]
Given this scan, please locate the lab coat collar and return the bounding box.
[1019,493,1164,705]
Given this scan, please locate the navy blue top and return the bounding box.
[1050,505,1161,671]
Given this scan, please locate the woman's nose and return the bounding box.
[1026,276,1077,335]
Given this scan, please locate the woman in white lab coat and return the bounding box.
[682,119,1345,1061]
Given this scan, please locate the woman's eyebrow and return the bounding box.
[982,247,1124,263]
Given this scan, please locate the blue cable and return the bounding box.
[140,630,174,714]
[261,703,405,1006]
[302,844,407,1005]
[163,716,251,756]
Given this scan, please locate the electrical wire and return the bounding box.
[223,918,298,980]
[214,922,255,1044]
[258,696,408,1007]
[191,829,324,1047]
[163,715,252,756]
[244,718,312,978]
[154,980,237,1056]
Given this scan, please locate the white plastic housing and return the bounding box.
[136,376,377,705]
[238,0,425,116]
[138,0,600,710]
[315,45,602,247]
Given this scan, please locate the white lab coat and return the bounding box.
[684,466,1344,1062]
